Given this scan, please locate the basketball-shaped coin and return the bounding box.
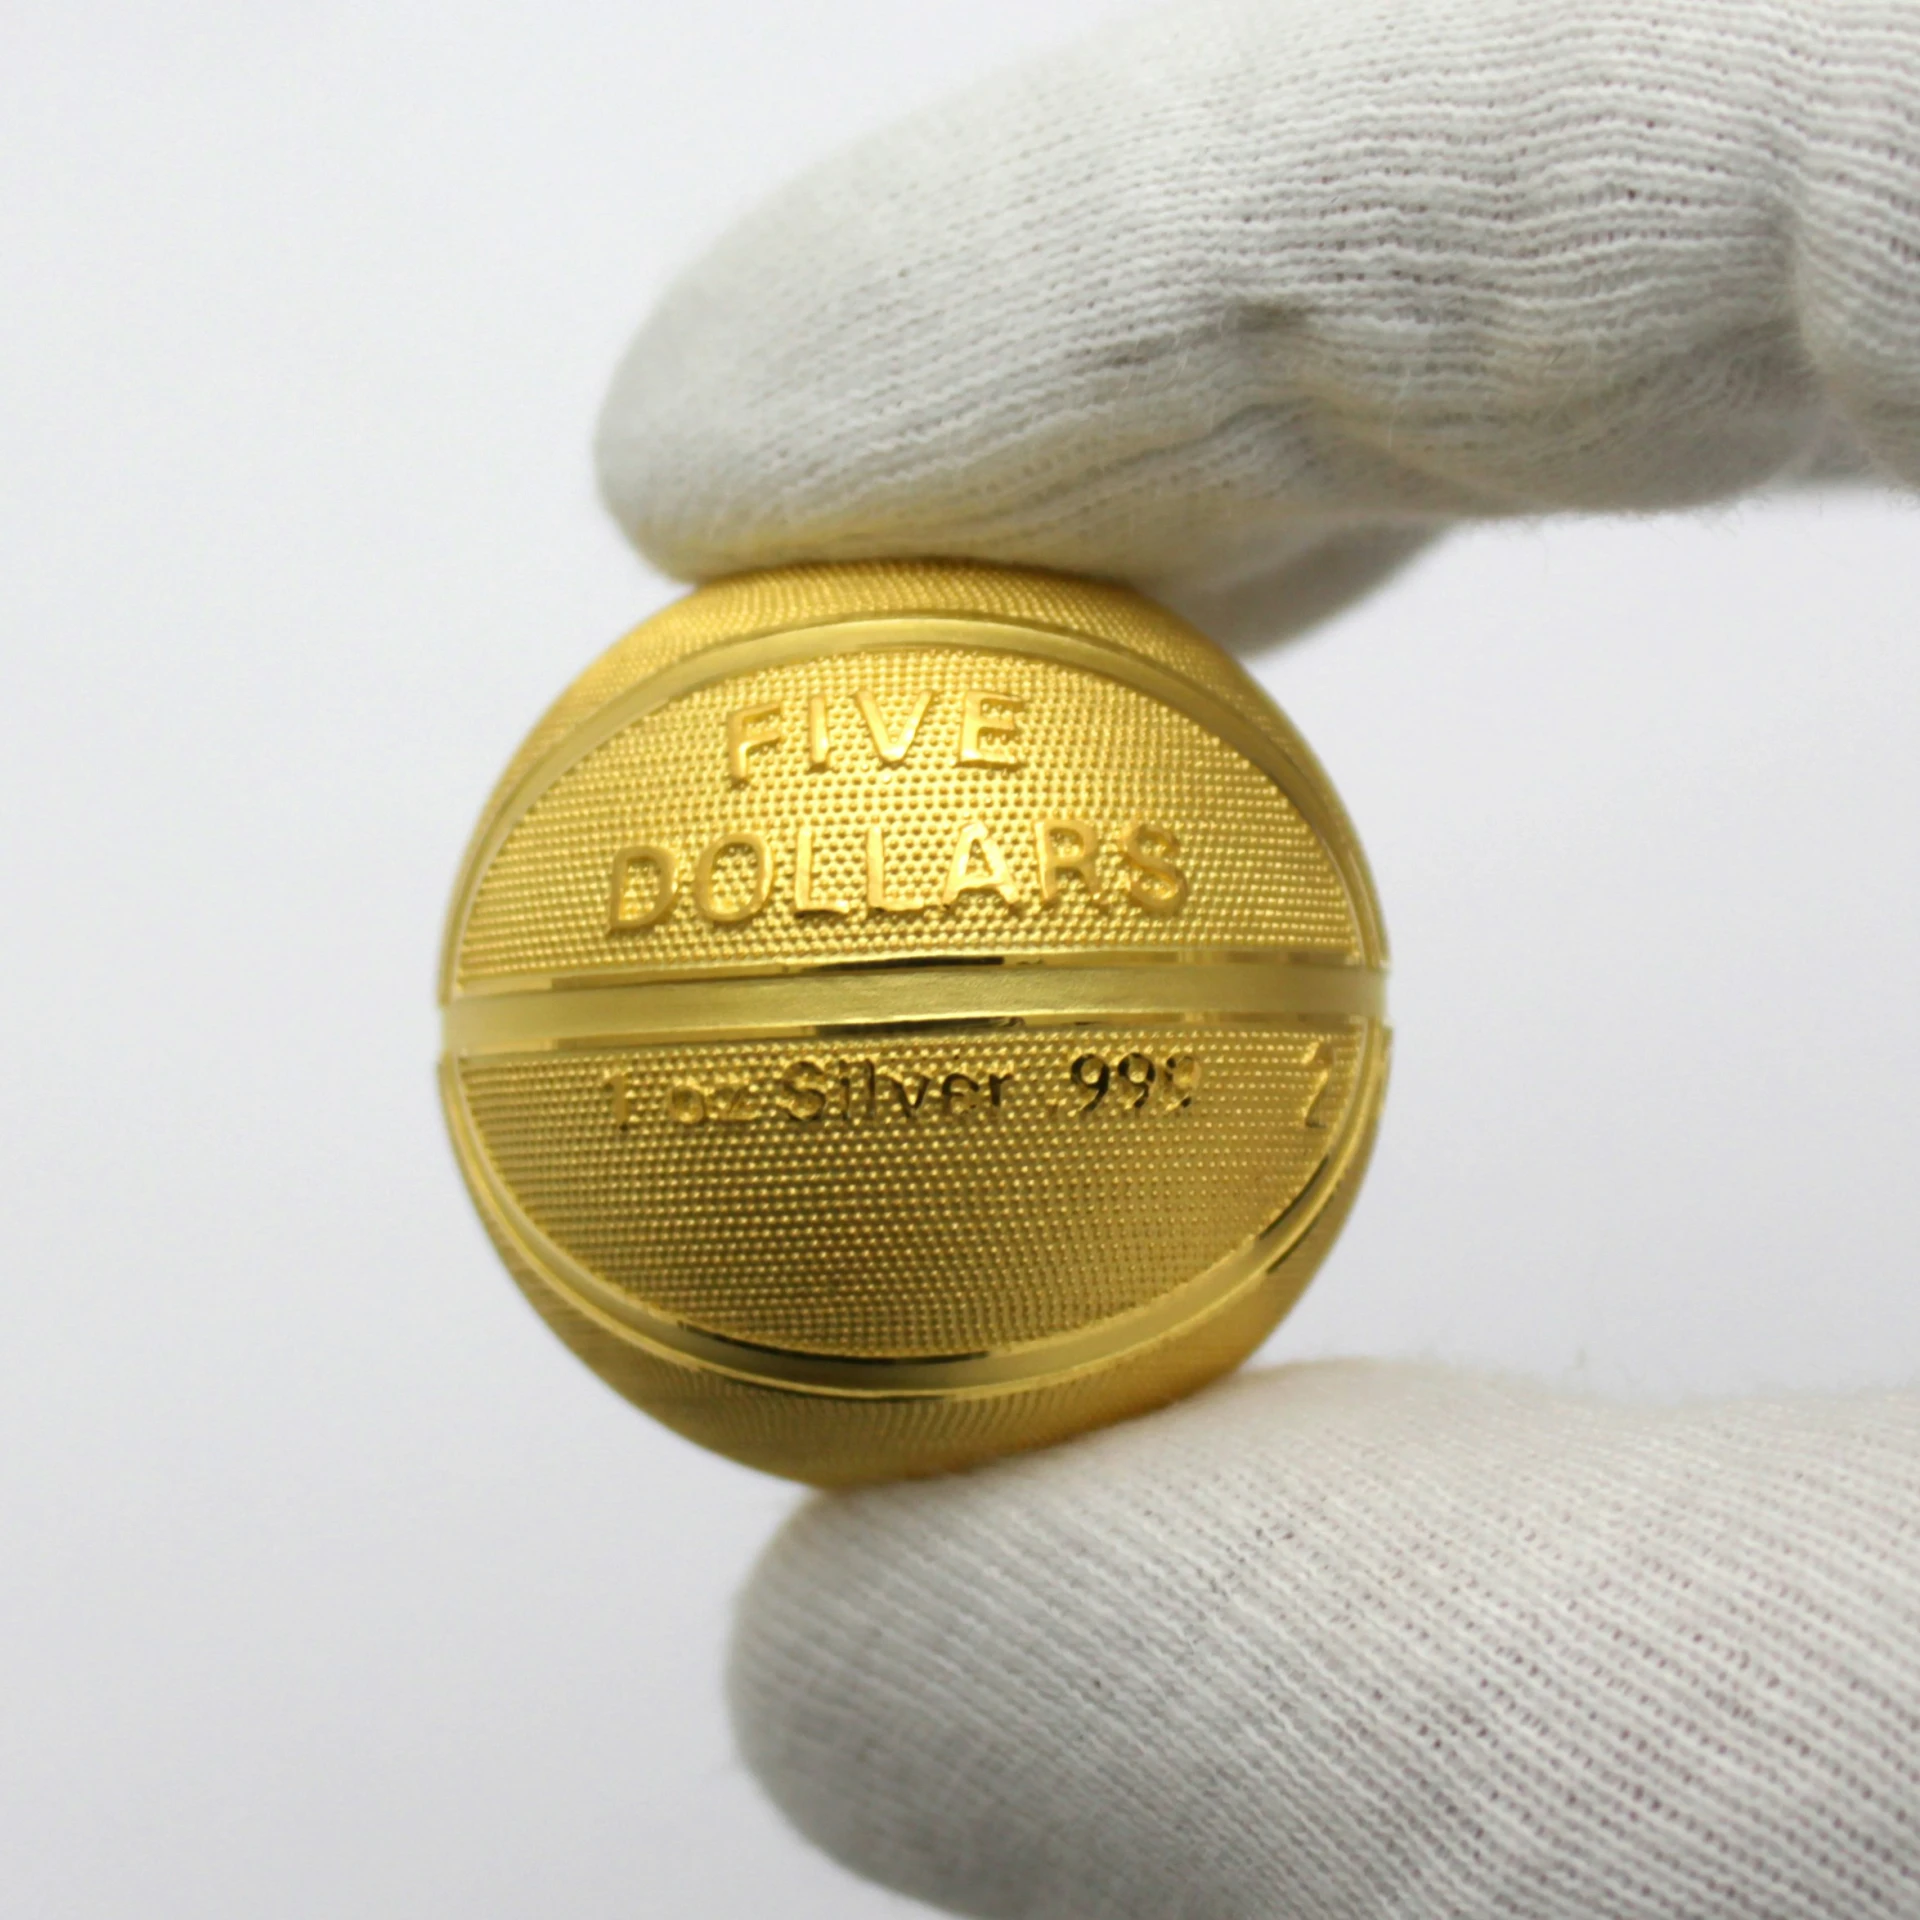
[439,563,1388,1483]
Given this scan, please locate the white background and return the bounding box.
[2,3,1915,1915]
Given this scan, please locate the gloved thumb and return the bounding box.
[730,1360,1920,1918]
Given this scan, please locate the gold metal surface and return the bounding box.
[439,562,1389,1483]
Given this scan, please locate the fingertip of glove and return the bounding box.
[593,322,704,579]
[728,1360,1920,1916]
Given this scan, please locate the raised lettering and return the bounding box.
[941,1071,981,1115]
[847,1057,876,1120]
[606,844,677,934]
[793,824,851,916]
[601,1069,643,1128]
[880,1070,930,1120]
[1119,819,1190,915]
[725,702,783,785]
[941,820,1022,907]
[656,1056,1026,1132]
[1166,1054,1202,1109]
[692,831,773,925]
[957,689,1025,768]
[777,1059,833,1122]
[855,688,934,766]
[807,693,833,771]
[1300,1040,1336,1129]
[1033,817,1102,906]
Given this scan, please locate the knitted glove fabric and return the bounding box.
[732,1365,1920,1919]
[597,0,1919,645]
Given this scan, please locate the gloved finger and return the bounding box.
[731,1361,1920,1920]
[598,0,1920,640]
[1154,525,1438,652]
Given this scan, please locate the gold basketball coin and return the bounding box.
[439,561,1389,1483]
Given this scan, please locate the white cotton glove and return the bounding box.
[598,0,1918,646]
[731,1365,1920,1919]
[595,1,1920,1913]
